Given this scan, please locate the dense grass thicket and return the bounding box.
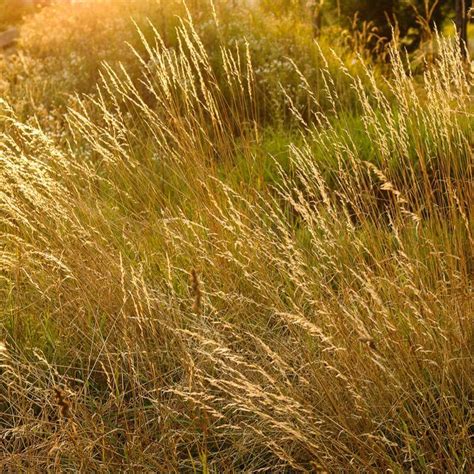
[0,1,472,471]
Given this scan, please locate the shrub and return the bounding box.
[0,0,366,128]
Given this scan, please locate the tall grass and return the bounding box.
[0,0,368,128]
[1,6,472,472]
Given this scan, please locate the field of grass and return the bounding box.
[0,1,472,472]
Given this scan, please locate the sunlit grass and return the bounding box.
[0,2,473,471]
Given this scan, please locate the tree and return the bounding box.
[331,0,395,39]
[455,0,470,57]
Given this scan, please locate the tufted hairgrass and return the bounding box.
[0,3,472,472]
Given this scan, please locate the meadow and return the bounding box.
[0,0,472,471]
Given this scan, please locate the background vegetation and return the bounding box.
[0,0,472,471]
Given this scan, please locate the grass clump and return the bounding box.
[0,1,472,472]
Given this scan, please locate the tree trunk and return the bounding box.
[456,0,469,58]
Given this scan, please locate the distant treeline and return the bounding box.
[265,0,472,52]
